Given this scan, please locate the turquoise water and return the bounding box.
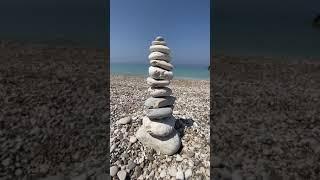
[111,62,209,80]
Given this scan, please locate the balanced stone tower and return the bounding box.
[136,36,181,155]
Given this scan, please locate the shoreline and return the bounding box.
[110,73,210,81]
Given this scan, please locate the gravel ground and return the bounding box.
[0,41,109,179]
[211,57,320,180]
[110,75,210,179]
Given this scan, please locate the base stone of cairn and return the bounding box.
[136,36,181,155]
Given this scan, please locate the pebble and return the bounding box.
[148,51,171,62]
[127,160,136,171]
[129,136,137,143]
[117,116,132,125]
[149,66,173,80]
[168,166,177,177]
[176,169,184,180]
[149,45,171,54]
[176,154,183,162]
[155,36,164,41]
[110,144,116,153]
[117,170,127,180]
[145,107,173,119]
[144,96,175,109]
[14,168,23,176]
[143,116,175,137]
[150,60,173,71]
[148,86,172,97]
[148,170,155,178]
[147,77,170,87]
[110,166,118,177]
[160,170,167,178]
[185,169,192,179]
[2,157,11,167]
[136,127,181,155]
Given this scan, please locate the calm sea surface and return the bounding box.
[111,62,209,80]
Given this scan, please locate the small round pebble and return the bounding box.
[168,166,177,177]
[15,169,23,176]
[160,170,167,178]
[176,154,183,162]
[110,166,118,177]
[129,136,137,143]
[117,170,127,180]
[117,116,132,125]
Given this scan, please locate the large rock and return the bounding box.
[149,66,173,80]
[143,116,175,137]
[150,60,173,71]
[148,52,171,62]
[145,107,173,119]
[148,87,172,97]
[147,77,170,87]
[144,96,175,108]
[136,126,181,155]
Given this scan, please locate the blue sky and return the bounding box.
[110,0,210,65]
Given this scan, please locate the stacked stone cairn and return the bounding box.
[136,36,181,155]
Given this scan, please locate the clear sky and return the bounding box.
[110,0,210,65]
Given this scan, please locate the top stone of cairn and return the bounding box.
[155,36,165,41]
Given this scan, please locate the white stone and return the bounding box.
[149,66,173,80]
[185,169,192,179]
[150,60,173,71]
[148,87,172,97]
[144,96,175,108]
[148,52,171,62]
[117,116,132,125]
[176,169,184,180]
[176,154,183,162]
[117,170,127,180]
[160,170,167,178]
[143,116,175,137]
[150,45,170,54]
[168,166,177,177]
[136,127,181,155]
[110,166,118,177]
[147,77,170,87]
[152,40,167,45]
[129,136,137,143]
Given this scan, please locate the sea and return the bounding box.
[111,62,209,80]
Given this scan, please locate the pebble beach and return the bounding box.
[110,75,210,179]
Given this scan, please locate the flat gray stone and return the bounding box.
[143,116,175,137]
[155,36,165,41]
[136,127,181,155]
[149,45,170,54]
[147,77,170,87]
[148,87,172,97]
[150,60,173,71]
[152,40,167,45]
[149,66,173,80]
[144,96,175,108]
[145,107,173,119]
[148,52,171,62]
